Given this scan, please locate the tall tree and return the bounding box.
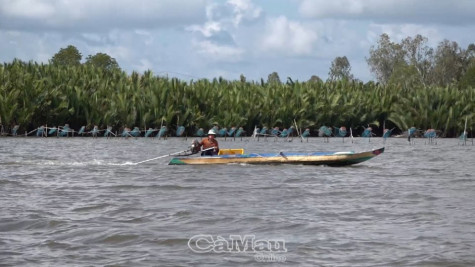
[85,53,120,71]
[387,64,423,89]
[267,72,281,85]
[460,44,475,88]
[460,65,475,89]
[328,56,353,81]
[430,40,464,86]
[308,75,322,83]
[366,34,405,84]
[401,34,434,86]
[50,45,82,66]
[461,43,475,78]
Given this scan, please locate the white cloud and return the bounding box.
[186,0,262,62]
[300,0,364,17]
[193,40,244,62]
[260,16,317,56]
[228,0,262,27]
[0,0,207,31]
[186,22,222,38]
[299,0,475,25]
[1,0,55,18]
[369,24,442,46]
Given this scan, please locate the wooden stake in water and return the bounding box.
[252,125,257,140]
[159,118,164,140]
[294,119,304,142]
[464,116,468,146]
[350,127,354,143]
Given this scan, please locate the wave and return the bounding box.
[0,159,142,167]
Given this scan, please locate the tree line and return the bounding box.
[0,35,474,137]
[366,34,475,88]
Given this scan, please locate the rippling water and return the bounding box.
[1,137,474,266]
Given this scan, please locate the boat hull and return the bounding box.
[169,147,384,166]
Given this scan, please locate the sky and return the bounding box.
[1,0,474,82]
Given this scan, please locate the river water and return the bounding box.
[0,137,474,266]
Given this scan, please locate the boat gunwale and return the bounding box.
[169,147,384,166]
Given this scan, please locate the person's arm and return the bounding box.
[199,139,205,147]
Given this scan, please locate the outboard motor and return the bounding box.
[190,139,201,154]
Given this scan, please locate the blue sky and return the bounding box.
[1,0,474,82]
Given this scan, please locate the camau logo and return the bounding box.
[188,234,287,262]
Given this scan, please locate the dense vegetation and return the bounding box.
[0,35,474,137]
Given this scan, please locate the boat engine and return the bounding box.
[190,139,201,154]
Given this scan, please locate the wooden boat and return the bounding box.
[169,147,384,166]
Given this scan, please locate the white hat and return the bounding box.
[207,129,217,135]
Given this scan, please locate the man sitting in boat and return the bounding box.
[197,129,220,156]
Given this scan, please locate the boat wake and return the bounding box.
[0,159,138,167]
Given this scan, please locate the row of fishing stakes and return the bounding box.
[403,118,473,146]
[1,123,472,145]
[2,125,256,139]
[2,125,172,138]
